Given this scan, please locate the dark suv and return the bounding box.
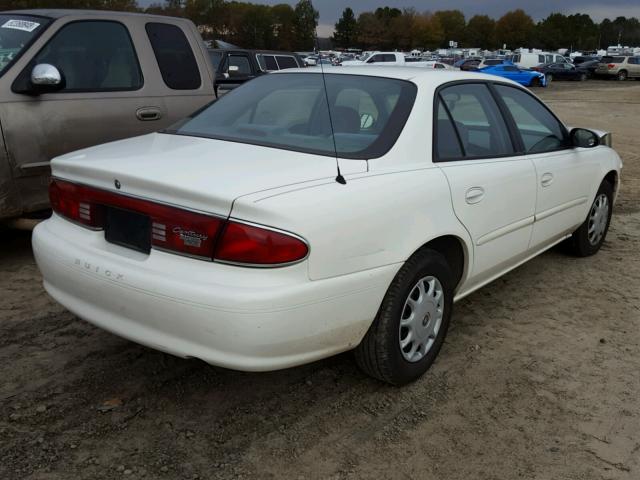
[209,49,304,95]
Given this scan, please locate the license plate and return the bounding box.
[104,207,151,254]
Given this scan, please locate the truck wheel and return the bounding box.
[569,180,613,257]
[355,248,454,385]
[617,70,628,81]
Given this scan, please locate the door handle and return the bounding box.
[465,187,485,204]
[136,107,162,121]
[541,172,554,187]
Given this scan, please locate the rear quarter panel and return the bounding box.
[231,168,473,282]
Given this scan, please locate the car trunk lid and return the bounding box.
[52,132,365,217]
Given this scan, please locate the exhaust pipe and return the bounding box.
[6,217,43,231]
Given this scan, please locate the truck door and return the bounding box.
[0,17,213,214]
[0,19,162,211]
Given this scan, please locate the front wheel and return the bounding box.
[569,180,613,256]
[355,248,454,385]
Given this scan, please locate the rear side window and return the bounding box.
[276,55,298,69]
[495,85,569,153]
[209,50,223,69]
[27,20,142,92]
[435,102,463,160]
[538,55,545,63]
[602,56,624,64]
[146,23,201,90]
[436,83,514,160]
[257,54,278,71]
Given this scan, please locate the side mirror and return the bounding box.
[570,128,600,148]
[30,64,64,93]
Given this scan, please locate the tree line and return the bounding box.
[2,0,319,50]
[333,7,640,51]
[4,1,640,51]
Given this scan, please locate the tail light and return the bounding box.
[49,179,308,266]
[215,221,308,265]
[49,180,104,228]
[608,64,615,69]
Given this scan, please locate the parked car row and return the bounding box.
[208,48,304,95]
[0,9,623,386]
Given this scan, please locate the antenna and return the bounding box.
[315,34,346,185]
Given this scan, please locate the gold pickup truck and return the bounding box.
[0,9,216,222]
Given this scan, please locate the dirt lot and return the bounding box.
[1,80,639,480]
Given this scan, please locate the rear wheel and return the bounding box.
[617,70,628,81]
[355,248,454,385]
[568,180,613,257]
[579,73,587,81]
[545,73,553,84]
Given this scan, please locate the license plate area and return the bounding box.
[104,207,151,254]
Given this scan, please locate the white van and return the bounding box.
[508,52,569,69]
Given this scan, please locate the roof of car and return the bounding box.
[275,66,522,88]
[209,49,300,56]
[2,9,186,21]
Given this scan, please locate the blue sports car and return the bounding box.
[477,64,547,87]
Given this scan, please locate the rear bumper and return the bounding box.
[32,215,399,371]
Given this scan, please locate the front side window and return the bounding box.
[167,73,417,159]
[0,14,51,77]
[146,23,200,90]
[436,83,514,159]
[29,20,141,91]
[226,55,251,76]
[495,85,569,153]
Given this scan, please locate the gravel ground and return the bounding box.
[1,80,639,480]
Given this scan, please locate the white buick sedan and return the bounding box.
[33,68,622,385]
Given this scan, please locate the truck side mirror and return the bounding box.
[30,64,64,93]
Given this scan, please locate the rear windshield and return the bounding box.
[0,14,50,77]
[167,73,417,159]
[602,56,624,63]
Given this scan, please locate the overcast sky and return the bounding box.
[140,0,640,36]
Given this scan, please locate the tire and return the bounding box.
[617,70,628,81]
[579,73,587,81]
[569,180,613,257]
[531,77,541,87]
[355,248,454,385]
[546,74,553,84]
